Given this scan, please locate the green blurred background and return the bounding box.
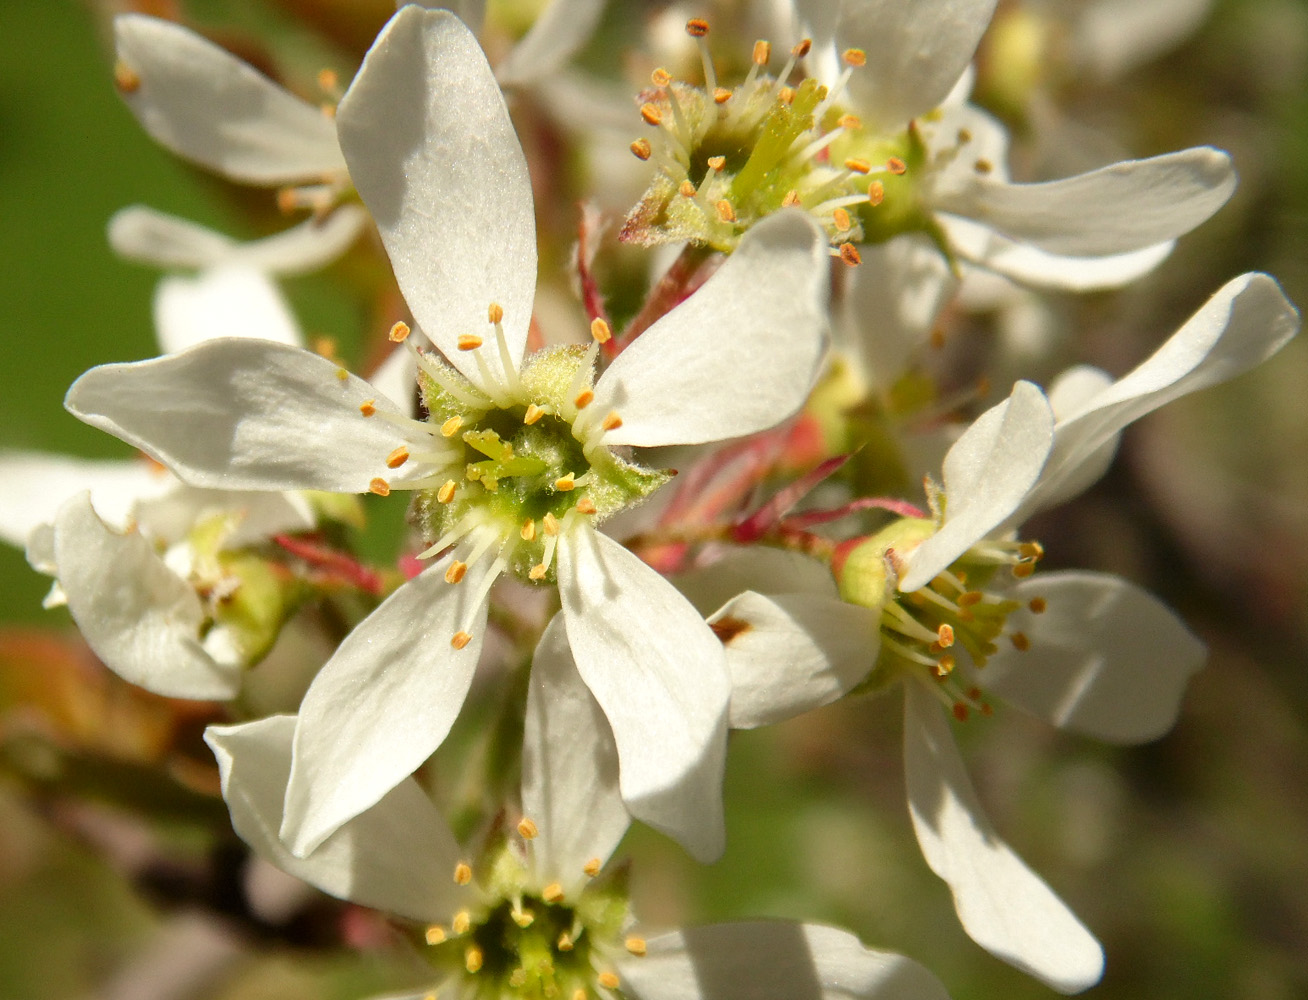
[1,1,1306,998]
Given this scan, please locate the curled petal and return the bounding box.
[903,684,1103,992]
[558,525,728,862]
[207,716,463,923]
[281,556,491,856]
[154,265,302,355]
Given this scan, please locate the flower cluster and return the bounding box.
[4,2,1300,1000]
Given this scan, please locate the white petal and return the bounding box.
[1073,0,1215,79]
[673,546,840,617]
[840,235,957,388]
[495,0,605,86]
[900,381,1053,592]
[224,206,367,275]
[1019,272,1301,517]
[711,591,879,729]
[984,572,1204,743]
[281,555,490,856]
[0,452,173,545]
[53,493,240,700]
[902,684,1103,993]
[943,214,1175,290]
[935,148,1234,257]
[594,212,829,448]
[397,0,486,32]
[132,485,315,548]
[114,15,345,185]
[336,8,536,391]
[522,614,629,885]
[558,525,729,863]
[367,344,420,418]
[65,340,409,493]
[837,0,999,129]
[108,205,237,268]
[207,716,463,923]
[619,921,952,1000]
[154,265,302,355]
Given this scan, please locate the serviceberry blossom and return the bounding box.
[677,272,1300,992]
[67,8,830,863]
[204,613,955,1000]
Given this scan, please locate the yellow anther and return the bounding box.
[832,207,852,232]
[781,189,802,207]
[953,702,970,722]
[368,477,391,497]
[600,411,623,431]
[543,512,560,536]
[753,39,771,65]
[574,389,594,409]
[554,474,576,492]
[510,970,528,988]
[529,564,547,580]
[706,156,726,172]
[778,85,795,104]
[886,156,907,175]
[630,138,652,160]
[457,333,484,351]
[715,199,737,223]
[625,936,648,957]
[524,404,546,425]
[572,989,585,1000]
[957,591,984,607]
[386,446,410,469]
[465,945,484,973]
[837,113,862,130]
[1010,632,1031,652]
[453,861,473,884]
[843,47,867,66]
[678,180,696,198]
[441,415,463,437]
[651,67,672,87]
[335,368,349,381]
[936,624,955,648]
[590,317,612,343]
[713,87,733,103]
[839,243,862,267]
[974,158,994,174]
[313,336,338,359]
[388,320,411,342]
[437,480,457,504]
[558,932,575,952]
[792,38,812,57]
[445,561,468,584]
[1019,541,1045,560]
[517,817,539,839]
[451,631,473,650]
[640,103,662,126]
[843,157,872,174]
[957,127,973,143]
[686,17,709,37]
[599,972,621,990]
[542,882,564,903]
[487,301,504,324]
[1028,597,1048,614]
[583,857,602,877]
[424,925,446,945]
[113,61,141,94]
[511,908,535,928]
[276,188,299,214]
[1012,561,1035,578]
[359,399,377,417]
[575,497,597,515]
[934,654,957,677]
[521,519,537,541]
[867,180,885,205]
[452,910,471,934]
[317,68,340,92]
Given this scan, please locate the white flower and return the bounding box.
[112,0,605,196]
[68,7,831,863]
[204,617,955,1000]
[676,272,1300,992]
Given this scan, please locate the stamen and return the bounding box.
[630,138,653,160]
[685,18,717,96]
[753,39,771,65]
[837,113,862,130]
[425,925,446,945]
[679,180,697,198]
[359,400,377,417]
[974,158,994,175]
[713,87,732,103]
[600,411,623,431]
[886,157,907,175]
[843,157,872,174]
[445,561,468,584]
[838,242,861,266]
[685,18,709,37]
[583,858,602,877]
[590,317,612,343]
[936,623,955,647]
[575,497,597,515]
[640,103,663,126]
[441,416,463,437]
[524,404,546,425]
[707,155,725,171]
[453,861,473,884]
[457,334,484,351]
[1010,632,1031,651]
[369,477,391,496]
[542,882,564,903]
[554,474,576,492]
[452,911,471,935]
[558,932,575,951]
[451,631,473,649]
[651,67,672,88]
[386,446,410,468]
[114,61,142,94]
[465,945,484,973]
[625,937,648,957]
[599,972,621,990]
[1028,597,1047,614]
[867,180,885,205]
[832,207,852,231]
[517,817,539,839]
[437,480,458,504]
[716,199,737,223]
[389,321,411,343]
[574,389,594,409]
